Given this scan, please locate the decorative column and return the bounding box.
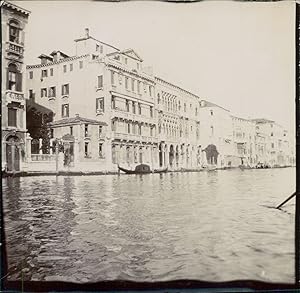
[50,138,54,155]
[26,133,32,162]
[39,138,43,154]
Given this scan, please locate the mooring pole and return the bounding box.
[276,192,296,209]
[55,141,59,174]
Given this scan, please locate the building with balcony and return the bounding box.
[26,29,158,172]
[25,27,294,173]
[1,1,30,172]
[155,78,203,170]
[252,118,292,167]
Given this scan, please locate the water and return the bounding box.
[2,168,295,283]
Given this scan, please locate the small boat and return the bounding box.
[118,164,167,174]
[207,165,217,171]
[239,165,252,170]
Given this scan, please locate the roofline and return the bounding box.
[122,49,143,62]
[74,36,120,51]
[26,54,90,69]
[1,1,31,15]
[231,115,254,122]
[201,100,229,112]
[155,76,201,100]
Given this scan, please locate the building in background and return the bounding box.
[231,116,256,167]
[1,1,30,172]
[155,78,202,170]
[198,101,234,168]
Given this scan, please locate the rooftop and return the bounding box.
[251,118,275,124]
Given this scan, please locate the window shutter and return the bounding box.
[61,85,64,95]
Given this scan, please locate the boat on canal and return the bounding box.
[118,164,168,174]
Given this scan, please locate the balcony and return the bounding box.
[6,41,24,58]
[112,132,158,144]
[112,109,155,125]
[6,90,25,105]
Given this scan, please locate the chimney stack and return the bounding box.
[85,28,89,38]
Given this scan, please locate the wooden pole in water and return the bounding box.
[276,192,296,209]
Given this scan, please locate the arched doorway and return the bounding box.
[169,144,174,167]
[159,143,163,167]
[6,135,22,172]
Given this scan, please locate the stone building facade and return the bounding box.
[1,1,30,172]
[24,28,294,172]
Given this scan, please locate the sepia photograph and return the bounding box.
[1,0,298,290]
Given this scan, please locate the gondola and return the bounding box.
[118,164,168,174]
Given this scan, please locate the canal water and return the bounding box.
[2,168,295,283]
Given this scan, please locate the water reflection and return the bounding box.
[2,168,295,283]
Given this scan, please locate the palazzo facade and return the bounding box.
[24,28,295,172]
[1,1,30,172]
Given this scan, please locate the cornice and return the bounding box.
[26,54,89,69]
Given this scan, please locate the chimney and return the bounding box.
[75,113,80,118]
[85,28,89,38]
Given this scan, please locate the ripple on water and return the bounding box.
[2,168,295,283]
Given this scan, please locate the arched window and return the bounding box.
[9,20,20,43]
[7,63,22,91]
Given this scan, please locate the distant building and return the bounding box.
[252,118,292,167]
[198,100,234,168]
[231,116,256,167]
[1,1,30,172]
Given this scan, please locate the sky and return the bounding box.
[15,0,295,132]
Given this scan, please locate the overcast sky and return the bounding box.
[15,1,295,132]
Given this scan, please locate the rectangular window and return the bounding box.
[41,88,47,97]
[125,77,129,89]
[79,60,83,69]
[8,71,16,91]
[50,68,53,76]
[132,102,136,114]
[125,58,128,65]
[100,45,103,54]
[29,89,34,101]
[70,64,73,71]
[9,25,19,43]
[96,97,104,112]
[8,108,17,127]
[126,100,130,112]
[62,84,69,95]
[150,127,153,136]
[49,86,56,97]
[149,85,152,97]
[138,125,142,135]
[70,126,73,135]
[184,103,186,112]
[97,75,103,88]
[63,65,67,73]
[96,44,100,51]
[29,71,33,79]
[137,63,140,70]
[131,79,135,92]
[84,124,89,137]
[85,142,89,157]
[61,104,69,117]
[111,120,116,131]
[111,96,115,109]
[150,106,153,117]
[42,69,48,78]
[127,123,130,134]
[138,103,142,115]
[137,81,141,94]
[99,143,104,158]
[99,126,103,137]
[111,71,115,85]
[50,129,54,138]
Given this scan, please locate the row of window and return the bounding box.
[110,71,153,97]
[29,61,84,80]
[38,84,69,98]
[84,142,104,158]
